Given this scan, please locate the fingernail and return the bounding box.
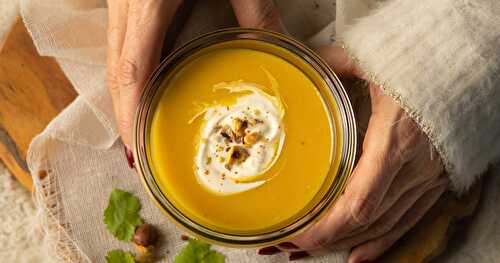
[289,251,309,261]
[124,145,134,169]
[258,246,281,255]
[278,242,299,249]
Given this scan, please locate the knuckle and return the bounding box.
[350,198,378,226]
[118,117,133,133]
[255,3,281,29]
[107,72,120,92]
[117,59,139,87]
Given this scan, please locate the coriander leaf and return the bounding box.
[104,188,143,241]
[174,239,225,263]
[106,250,137,263]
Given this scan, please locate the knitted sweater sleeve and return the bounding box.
[341,0,500,194]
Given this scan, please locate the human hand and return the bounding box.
[229,0,286,34]
[106,0,183,152]
[259,46,448,262]
[106,0,286,166]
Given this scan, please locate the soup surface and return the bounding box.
[150,40,336,233]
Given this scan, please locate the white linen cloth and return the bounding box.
[0,163,54,263]
[1,0,495,262]
[0,0,19,49]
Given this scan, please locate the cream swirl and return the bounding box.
[194,81,285,195]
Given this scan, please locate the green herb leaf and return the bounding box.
[174,239,225,263]
[106,250,137,263]
[104,188,143,241]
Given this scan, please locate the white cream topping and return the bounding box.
[193,81,285,195]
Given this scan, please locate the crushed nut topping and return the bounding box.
[225,146,249,170]
[244,132,260,147]
[232,118,248,137]
[215,117,266,170]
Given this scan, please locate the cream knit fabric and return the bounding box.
[342,0,500,194]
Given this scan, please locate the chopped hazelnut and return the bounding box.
[244,132,260,147]
[220,125,240,143]
[232,118,248,137]
[220,130,231,140]
[225,145,249,170]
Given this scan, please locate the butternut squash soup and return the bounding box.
[149,40,338,234]
[136,30,356,244]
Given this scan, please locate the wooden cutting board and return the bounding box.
[0,19,76,190]
[0,19,481,263]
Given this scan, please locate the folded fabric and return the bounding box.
[0,0,19,50]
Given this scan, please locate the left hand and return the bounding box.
[259,46,448,262]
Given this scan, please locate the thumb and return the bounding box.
[229,0,287,33]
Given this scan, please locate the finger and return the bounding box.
[315,45,362,79]
[293,115,406,250]
[331,177,448,250]
[229,0,286,33]
[345,152,443,239]
[369,146,443,217]
[107,0,128,122]
[117,0,181,146]
[347,183,447,263]
[327,109,435,239]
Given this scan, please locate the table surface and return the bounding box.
[0,19,481,263]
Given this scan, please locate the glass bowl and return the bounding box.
[132,28,356,247]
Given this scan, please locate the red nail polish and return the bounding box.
[278,242,299,249]
[258,246,281,255]
[124,145,134,169]
[289,251,309,261]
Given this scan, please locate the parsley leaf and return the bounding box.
[104,189,143,241]
[174,239,225,263]
[106,250,137,263]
